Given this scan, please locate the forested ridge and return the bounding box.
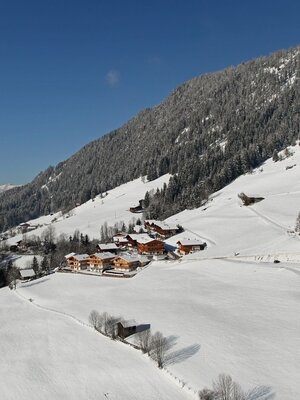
[0,46,299,230]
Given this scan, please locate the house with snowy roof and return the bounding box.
[125,233,164,255]
[66,254,89,270]
[176,238,207,255]
[89,252,115,271]
[113,254,140,271]
[144,220,179,238]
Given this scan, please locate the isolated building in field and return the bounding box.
[177,239,207,255]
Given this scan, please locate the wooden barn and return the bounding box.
[177,239,207,255]
[88,252,115,270]
[113,255,140,271]
[117,320,137,339]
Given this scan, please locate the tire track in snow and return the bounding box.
[184,228,216,246]
[244,206,288,232]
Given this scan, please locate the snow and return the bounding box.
[0,289,191,400]
[0,183,17,193]
[2,145,300,398]
[7,174,170,245]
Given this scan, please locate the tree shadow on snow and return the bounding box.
[246,385,275,400]
[165,337,201,366]
[21,277,50,288]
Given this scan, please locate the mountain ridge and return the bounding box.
[0,45,299,231]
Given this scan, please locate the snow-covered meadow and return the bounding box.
[2,145,300,399]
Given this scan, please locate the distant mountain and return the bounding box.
[0,45,299,231]
[0,184,17,194]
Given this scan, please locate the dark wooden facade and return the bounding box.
[137,239,165,255]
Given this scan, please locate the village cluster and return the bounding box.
[64,220,207,276]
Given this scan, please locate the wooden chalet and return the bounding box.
[88,252,115,270]
[66,254,89,270]
[113,255,140,271]
[145,220,179,238]
[177,239,207,255]
[126,233,152,248]
[97,243,119,254]
[136,237,165,255]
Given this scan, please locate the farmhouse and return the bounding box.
[145,220,179,238]
[136,237,165,255]
[88,252,115,270]
[126,233,152,248]
[66,254,89,270]
[97,243,119,253]
[113,255,140,271]
[177,239,207,255]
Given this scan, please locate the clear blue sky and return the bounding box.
[0,0,299,184]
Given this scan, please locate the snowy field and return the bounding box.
[2,146,300,398]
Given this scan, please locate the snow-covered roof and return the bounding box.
[145,220,178,230]
[177,238,205,246]
[20,269,35,278]
[120,319,137,328]
[91,252,116,260]
[65,252,76,259]
[127,233,153,244]
[73,254,89,261]
[117,255,140,263]
[98,243,118,250]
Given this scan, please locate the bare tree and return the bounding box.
[135,329,152,354]
[98,312,120,338]
[7,266,19,289]
[198,388,216,400]
[150,331,168,368]
[89,310,101,329]
[213,374,244,400]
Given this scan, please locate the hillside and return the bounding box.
[0,184,17,194]
[1,145,300,399]
[0,45,299,231]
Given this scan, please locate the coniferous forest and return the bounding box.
[0,46,299,231]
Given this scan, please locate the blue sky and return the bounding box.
[0,0,299,184]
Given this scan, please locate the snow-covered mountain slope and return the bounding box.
[0,184,17,193]
[7,174,170,244]
[166,144,300,260]
[2,146,300,399]
[0,289,192,400]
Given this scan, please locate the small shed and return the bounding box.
[20,269,35,280]
[117,320,137,338]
